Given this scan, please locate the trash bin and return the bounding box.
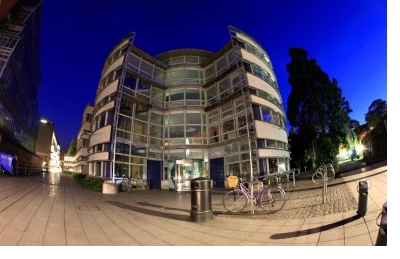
[190,177,213,223]
[375,201,387,246]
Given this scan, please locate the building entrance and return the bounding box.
[168,159,204,191]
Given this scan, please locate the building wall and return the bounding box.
[86,27,290,188]
[63,103,93,174]
[0,0,44,169]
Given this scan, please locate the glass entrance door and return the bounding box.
[176,163,191,191]
[175,159,193,191]
[168,159,205,191]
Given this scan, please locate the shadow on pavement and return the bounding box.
[105,200,191,222]
[270,214,362,239]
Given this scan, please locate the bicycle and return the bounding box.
[120,176,133,193]
[223,176,286,214]
[312,163,335,184]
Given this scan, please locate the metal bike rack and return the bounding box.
[247,180,264,215]
[314,164,328,204]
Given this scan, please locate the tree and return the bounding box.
[286,47,352,170]
[66,138,77,156]
[365,99,387,129]
[348,119,360,130]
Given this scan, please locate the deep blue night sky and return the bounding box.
[36,0,388,150]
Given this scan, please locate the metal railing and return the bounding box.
[14,163,46,176]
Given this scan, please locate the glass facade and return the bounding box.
[0,0,43,165]
[87,26,290,190]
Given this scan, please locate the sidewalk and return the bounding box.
[0,161,387,246]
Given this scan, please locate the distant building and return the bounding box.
[0,0,44,171]
[35,119,61,172]
[63,103,93,174]
[86,26,290,190]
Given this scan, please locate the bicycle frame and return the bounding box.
[235,181,264,206]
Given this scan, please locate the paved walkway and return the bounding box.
[0,161,387,246]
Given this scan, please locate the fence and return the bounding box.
[14,163,46,176]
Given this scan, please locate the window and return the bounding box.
[186,88,200,100]
[261,106,272,123]
[140,60,153,78]
[216,57,227,72]
[170,69,184,80]
[118,115,131,131]
[185,56,199,63]
[186,112,201,124]
[170,56,184,64]
[185,69,199,79]
[251,63,262,78]
[127,54,140,68]
[124,73,137,89]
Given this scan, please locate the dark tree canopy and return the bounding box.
[66,138,77,156]
[286,47,352,168]
[365,99,387,129]
[348,119,360,130]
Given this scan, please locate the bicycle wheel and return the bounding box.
[126,182,132,193]
[260,186,285,213]
[312,171,323,184]
[223,189,248,213]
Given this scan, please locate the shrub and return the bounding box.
[68,172,104,192]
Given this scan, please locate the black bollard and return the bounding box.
[375,202,387,246]
[357,180,370,216]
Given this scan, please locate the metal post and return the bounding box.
[322,171,326,204]
[292,169,296,187]
[250,182,254,215]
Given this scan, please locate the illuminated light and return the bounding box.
[40,119,47,123]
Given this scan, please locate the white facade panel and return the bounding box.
[75,147,88,157]
[102,55,124,80]
[90,125,111,146]
[93,101,115,119]
[95,80,119,105]
[82,121,91,131]
[240,49,273,76]
[254,120,287,142]
[236,33,268,58]
[88,152,109,162]
[246,73,280,100]
[258,148,290,158]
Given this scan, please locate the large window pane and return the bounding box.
[170,70,184,80]
[170,56,184,64]
[133,120,148,135]
[151,86,163,101]
[124,72,137,89]
[140,60,153,75]
[117,115,131,131]
[185,56,199,63]
[170,88,184,101]
[169,126,184,138]
[186,88,200,100]
[186,125,202,138]
[150,111,163,125]
[185,69,199,79]
[127,53,140,68]
[186,112,201,124]
[216,57,227,72]
[169,112,184,125]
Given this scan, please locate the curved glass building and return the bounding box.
[0,0,44,168]
[87,26,290,190]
